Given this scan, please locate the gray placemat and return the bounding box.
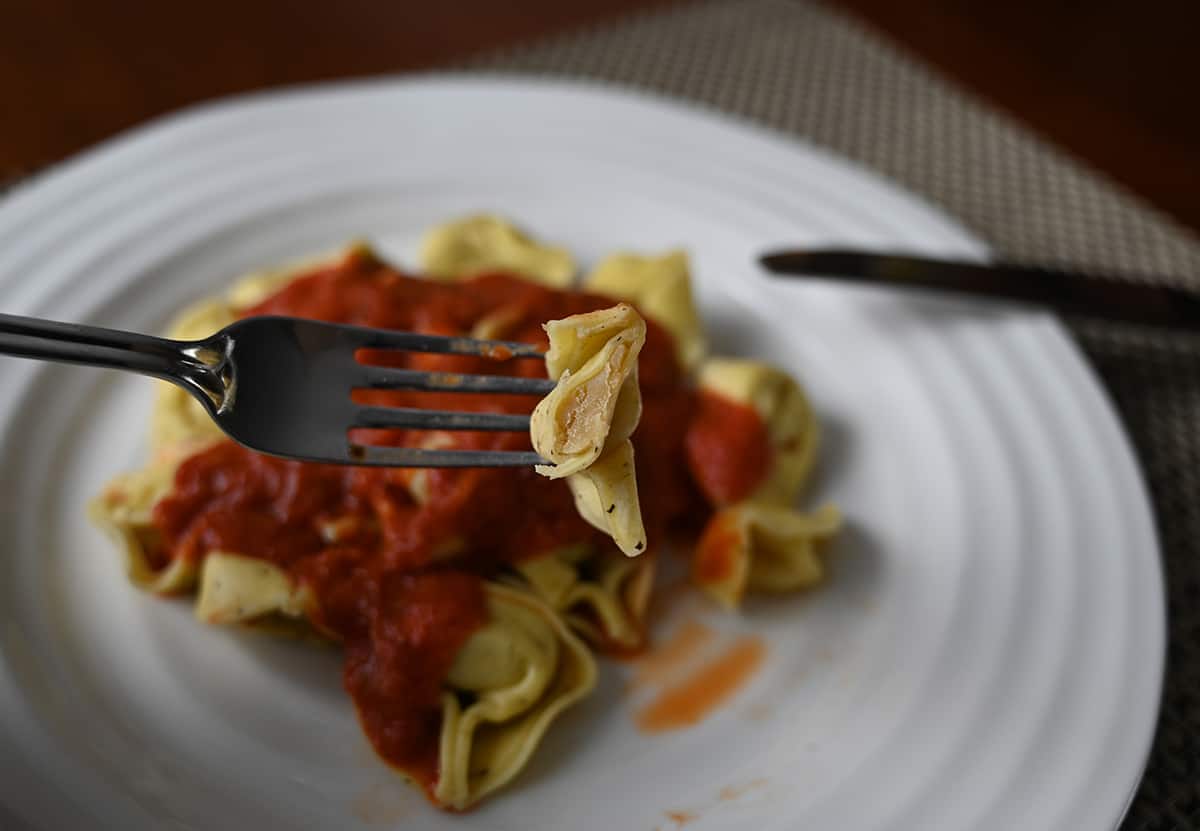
[465,1,1200,828]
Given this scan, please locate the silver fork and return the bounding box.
[0,313,556,467]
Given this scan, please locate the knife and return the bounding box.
[759,249,1200,330]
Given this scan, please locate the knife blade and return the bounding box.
[759,249,1200,330]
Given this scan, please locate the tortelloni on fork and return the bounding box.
[530,303,649,557]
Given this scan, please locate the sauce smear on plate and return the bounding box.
[636,635,767,732]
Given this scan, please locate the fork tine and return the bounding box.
[348,326,546,359]
[356,367,556,395]
[354,406,531,432]
[349,446,547,468]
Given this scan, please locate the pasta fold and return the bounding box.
[194,553,318,629]
[510,543,655,649]
[584,249,706,371]
[420,214,575,287]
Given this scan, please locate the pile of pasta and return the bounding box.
[90,215,840,810]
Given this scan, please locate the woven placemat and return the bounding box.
[465,1,1200,828]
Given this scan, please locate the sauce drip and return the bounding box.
[635,636,767,733]
[664,809,699,828]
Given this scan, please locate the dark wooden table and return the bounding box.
[4,0,1199,235]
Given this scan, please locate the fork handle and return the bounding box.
[0,313,230,406]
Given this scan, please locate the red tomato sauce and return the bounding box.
[692,510,745,585]
[148,247,770,794]
[684,390,772,506]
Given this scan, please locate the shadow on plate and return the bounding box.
[226,624,345,700]
[807,409,854,497]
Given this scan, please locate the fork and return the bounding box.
[0,313,556,467]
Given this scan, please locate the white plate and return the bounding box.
[0,77,1163,831]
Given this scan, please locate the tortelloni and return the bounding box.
[96,460,593,810]
[584,249,706,372]
[89,444,327,637]
[420,214,576,288]
[89,439,216,595]
[509,543,656,650]
[530,304,649,557]
[93,442,595,810]
[194,554,321,638]
[692,502,841,609]
[694,357,820,506]
[436,583,596,810]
